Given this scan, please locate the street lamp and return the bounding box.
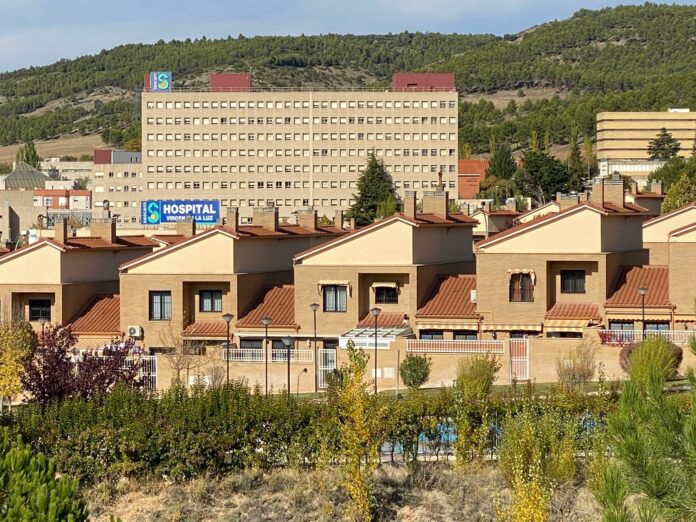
[638,287,648,339]
[222,313,234,383]
[309,303,320,392]
[282,336,294,397]
[261,316,272,395]
[38,316,48,342]
[370,307,382,395]
[297,368,308,396]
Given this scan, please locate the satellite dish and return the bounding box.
[102,200,110,210]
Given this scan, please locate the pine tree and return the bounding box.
[648,128,681,160]
[489,134,497,155]
[661,171,696,213]
[582,135,596,178]
[543,131,552,154]
[460,143,473,160]
[347,154,396,226]
[486,143,518,180]
[14,140,40,169]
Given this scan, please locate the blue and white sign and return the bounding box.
[149,71,172,92]
[140,200,220,225]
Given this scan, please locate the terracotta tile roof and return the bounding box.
[60,235,157,250]
[416,275,479,318]
[606,266,670,308]
[545,302,601,320]
[152,234,189,246]
[237,285,295,328]
[183,320,229,338]
[228,224,346,238]
[357,312,409,328]
[70,294,121,335]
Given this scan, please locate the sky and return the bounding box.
[1,0,695,72]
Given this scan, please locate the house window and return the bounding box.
[561,270,586,294]
[149,291,172,321]
[509,273,534,302]
[454,331,478,340]
[28,299,51,322]
[240,339,262,349]
[645,322,670,331]
[420,330,444,340]
[609,321,633,330]
[199,290,222,312]
[323,285,347,312]
[375,286,398,304]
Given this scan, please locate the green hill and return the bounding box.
[2,4,696,152]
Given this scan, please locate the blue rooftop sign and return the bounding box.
[140,200,219,225]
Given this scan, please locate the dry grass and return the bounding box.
[0,133,105,164]
[86,463,600,521]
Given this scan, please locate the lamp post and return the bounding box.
[261,316,272,395]
[38,316,48,342]
[297,368,308,396]
[282,337,294,397]
[638,287,648,340]
[309,303,319,392]
[222,313,234,383]
[370,307,382,395]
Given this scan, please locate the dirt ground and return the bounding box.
[0,133,104,164]
[86,463,600,521]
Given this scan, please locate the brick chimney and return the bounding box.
[334,209,344,228]
[556,192,581,211]
[650,180,664,195]
[504,198,518,212]
[54,219,69,244]
[253,206,279,231]
[224,207,239,233]
[297,208,318,230]
[91,218,117,244]
[590,176,624,207]
[175,218,196,237]
[403,191,417,219]
[422,190,449,218]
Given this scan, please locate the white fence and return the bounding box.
[318,349,337,389]
[509,339,529,381]
[70,354,157,391]
[599,329,696,346]
[224,348,314,363]
[406,339,505,354]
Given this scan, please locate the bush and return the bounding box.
[399,354,431,390]
[0,427,88,520]
[455,353,501,401]
[620,337,682,384]
[556,341,596,391]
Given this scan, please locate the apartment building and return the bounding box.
[138,72,459,224]
[39,158,93,182]
[90,150,144,224]
[0,218,156,332]
[475,177,651,338]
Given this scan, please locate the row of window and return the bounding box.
[147,147,457,158]
[146,163,456,174]
[509,271,587,303]
[145,132,458,142]
[146,116,456,126]
[149,290,223,320]
[146,99,457,110]
[141,179,455,191]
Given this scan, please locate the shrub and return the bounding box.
[455,353,501,401]
[621,337,682,384]
[0,427,88,520]
[556,341,596,391]
[399,354,431,390]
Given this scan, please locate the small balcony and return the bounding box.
[407,339,505,354]
[599,329,696,346]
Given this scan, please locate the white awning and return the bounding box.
[506,269,537,285]
[544,319,588,333]
[339,326,413,350]
[371,281,398,289]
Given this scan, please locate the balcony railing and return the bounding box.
[599,329,696,346]
[224,348,314,363]
[407,339,505,354]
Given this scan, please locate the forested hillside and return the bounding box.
[1,4,696,151]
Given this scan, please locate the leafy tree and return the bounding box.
[486,143,518,180]
[515,150,568,204]
[0,163,11,175]
[123,138,141,152]
[480,176,519,205]
[566,129,585,191]
[582,135,597,178]
[376,195,398,219]
[649,155,696,191]
[0,428,88,521]
[661,171,696,213]
[14,140,40,168]
[0,322,35,413]
[347,154,396,226]
[530,130,539,152]
[460,142,473,159]
[73,177,90,190]
[399,354,431,390]
[648,127,681,160]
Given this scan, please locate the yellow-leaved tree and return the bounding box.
[0,322,35,413]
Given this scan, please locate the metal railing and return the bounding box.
[599,329,696,346]
[224,348,264,362]
[318,349,337,389]
[223,348,314,363]
[69,354,157,391]
[407,339,505,354]
[271,349,313,363]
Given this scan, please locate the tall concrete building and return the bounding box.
[137,72,459,224]
[596,109,696,186]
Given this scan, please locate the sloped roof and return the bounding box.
[70,294,121,335]
[0,162,47,189]
[416,275,479,318]
[237,285,295,328]
[606,266,670,308]
[59,235,157,250]
[183,320,229,338]
[545,302,600,320]
[357,312,409,328]
[644,202,696,227]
